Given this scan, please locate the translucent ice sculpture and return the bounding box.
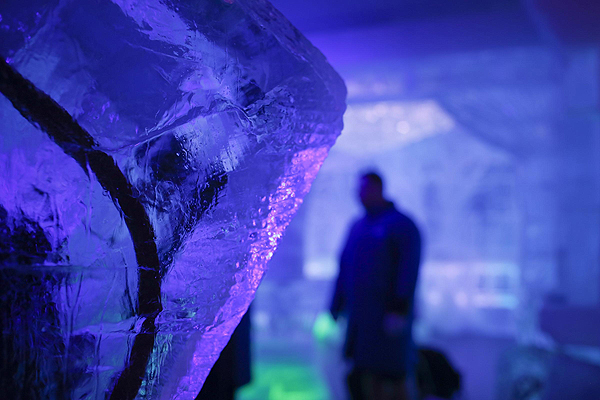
[0,0,346,398]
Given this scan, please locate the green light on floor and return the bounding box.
[237,361,330,400]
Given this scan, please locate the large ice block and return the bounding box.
[0,0,346,398]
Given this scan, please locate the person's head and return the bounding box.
[358,172,385,209]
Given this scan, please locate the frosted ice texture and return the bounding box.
[0,0,346,398]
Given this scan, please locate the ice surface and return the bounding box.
[0,0,346,398]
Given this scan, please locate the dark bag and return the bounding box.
[417,347,461,399]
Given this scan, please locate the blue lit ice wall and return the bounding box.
[242,8,600,399]
[308,99,522,336]
[304,45,600,339]
[253,44,600,354]
[0,0,346,399]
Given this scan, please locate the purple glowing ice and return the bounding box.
[0,0,345,398]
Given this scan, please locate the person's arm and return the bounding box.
[387,219,422,317]
[384,221,421,336]
[330,267,345,321]
[330,224,356,320]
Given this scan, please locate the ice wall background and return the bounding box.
[240,1,600,399]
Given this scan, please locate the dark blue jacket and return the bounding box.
[330,202,421,376]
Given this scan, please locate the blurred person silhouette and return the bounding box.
[195,307,252,400]
[330,172,422,400]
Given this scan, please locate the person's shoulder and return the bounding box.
[385,204,405,221]
[347,215,366,233]
[389,208,420,232]
[397,210,415,224]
